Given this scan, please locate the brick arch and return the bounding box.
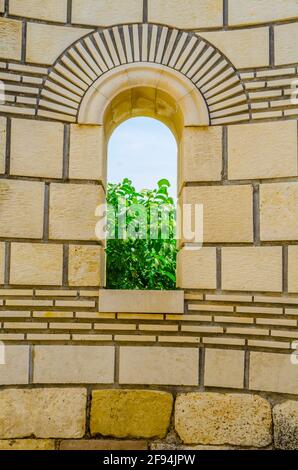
[38,23,249,124]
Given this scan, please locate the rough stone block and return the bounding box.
[0,345,29,385]
[289,246,298,294]
[275,23,298,66]
[119,347,199,386]
[0,18,22,60]
[10,119,64,178]
[9,0,67,22]
[0,1,4,13]
[10,243,63,286]
[204,349,245,389]
[273,401,298,450]
[0,388,86,438]
[175,393,272,447]
[33,345,115,384]
[72,0,143,26]
[0,180,44,239]
[176,247,217,289]
[228,121,298,180]
[250,352,298,394]
[229,0,298,26]
[0,439,55,450]
[69,125,105,181]
[0,117,6,174]
[68,245,103,287]
[222,247,282,292]
[0,242,4,285]
[90,390,173,439]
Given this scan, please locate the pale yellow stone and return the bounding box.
[49,183,104,241]
[10,119,64,178]
[0,1,4,13]
[181,127,222,185]
[148,0,223,29]
[275,23,298,66]
[289,246,298,294]
[228,121,298,180]
[260,182,298,241]
[0,242,4,285]
[204,349,245,389]
[72,0,143,26]
[250,352,298,394]
[10,243,63,286]
[90,390,173,439]
[69,245,103,287]
[0,117,6,174]
[69,125,105,181]
[181,185,253,243]
[33,346,115,384]
[9,0,67,22]
[0,439,55,450]
[175,393,272,447]
[229,0,298,26]
[26,23,90,64]
[99,290,184,314]
[222,247,282,292]
[0,18,22,60]
[0,345,29,385]
[119,347,199,386]
[273,401,298,450]
[177,247,217,289]
[0,180,44,239]
[0,388,86,438]
[200,28,269,69]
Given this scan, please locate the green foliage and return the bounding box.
[106,178,177,290]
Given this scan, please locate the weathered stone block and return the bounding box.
[228,121,298,180]
[10,0,67,22]
[229,0,298,26]
[176,247,217,289]
[260,183,298,241]
[0,180,44,239]
[49,183,104,241]
[0,388,86,438]
[0,439,55,450]
[0,242,4,285]
[0,117,6,174]
[181,185,253,243]
[204,349,245,389]
[222,247,282,292]
[0,18,22,60]
[90,390,173,439]
[0,1,4,13]
[69,125,105,181]
[148,0,223,29]
[288,246,298,294]
[273,401,298,450]
[60,439,148,450]
[72,0,143,26]
[10,119,64,178]
[181,127,222,184]
[68,245,103,287]
[33,346,115,384]
[275,23,298,66]
[10,243,63,286]
[175,393,272,447]
[119,347,198,386]
[0,345,29,385]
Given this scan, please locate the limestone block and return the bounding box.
[26,23,90,64]
[69,125,105,181]
[33,346,115,384]
[228,121,298,180]
[68,245,103,287]
[275,23,298,66]
[0,242,4,285]
[200,28,269,69]
[60,440,147,450]
[10,119,64,178]
[260,182,298,241]
[175,393,272,447]
[148,0,223,29]
[229,0,298,26]
[273,401,298,450]
[72,0,143,26]
[0,440,55,450]
[0,388,86,438]
[0,180,44,239]
[250,352,298,394]
[176,247,217,289]
[181,185,253,243]
[289,246,298,294]
[204,349,245,389]
[222,247,282,292]
[10,243,63,286]
[9,0,67,22]
[0,18,22,61]
[0,117,6,174]
[49,183,104,241]
[90,390,173,439]
[0,345,29,385]
[0,1,4,13]
[181,127,222,184]
[119,347,199,386]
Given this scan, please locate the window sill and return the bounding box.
[98,289,184,314]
